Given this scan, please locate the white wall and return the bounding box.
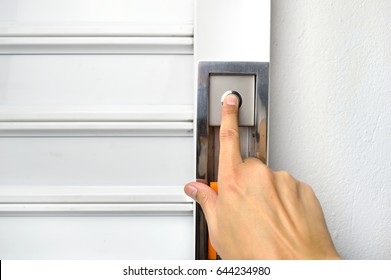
[270,1,391,259]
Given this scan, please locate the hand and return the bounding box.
[184,94,341,259]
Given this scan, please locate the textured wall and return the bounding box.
[269,1,391,259]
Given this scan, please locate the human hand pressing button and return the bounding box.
[184,94,341,260]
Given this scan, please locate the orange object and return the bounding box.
[210,181,218,192]
[208,236,217,260]
[208,182,218,260]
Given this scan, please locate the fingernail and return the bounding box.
[185,185,198,200]
[226,95,238,106]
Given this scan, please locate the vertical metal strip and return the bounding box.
[195,62,210,260]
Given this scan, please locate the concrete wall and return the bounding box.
[270,0,391,259]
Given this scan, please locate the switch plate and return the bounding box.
[209,74,255,126]
[196,61,269,260]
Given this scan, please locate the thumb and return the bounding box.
[184,181,217,223]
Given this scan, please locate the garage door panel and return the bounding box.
[0,216,193,259]
[0,55,193,107]
[0,0,194,25]
[0,137,193,186]
[0,0,195,260]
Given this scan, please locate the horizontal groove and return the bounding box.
[0,105,194,122]
[0,106,194,136]
[0,203,193,216]
[0,24,194,37]
[0,37,193,54]
[0,122,193,137]
[0,186,193,203]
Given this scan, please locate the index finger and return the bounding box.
[218,94,243,175]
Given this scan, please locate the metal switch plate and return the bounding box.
[196,61,269,260]
[209,74,255,126]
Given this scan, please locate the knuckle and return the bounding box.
[297,183,319,206]
[241,158,275,192]
[258,164,274,181]
[275,170,295,182]
[243,157,260,165]
[244,157,270,176]
[220,128,240,139]
[301,183,316,197]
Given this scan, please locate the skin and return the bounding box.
[184,94,341,260]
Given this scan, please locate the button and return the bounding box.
[220,90,243,107]
[209,74,255,126]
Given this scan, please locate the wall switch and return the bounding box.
[197,61,269,259]
[209,74,255,126]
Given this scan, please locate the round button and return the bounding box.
[221,90,243,107]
